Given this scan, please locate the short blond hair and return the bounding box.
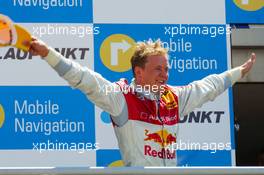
[131,40,168,76]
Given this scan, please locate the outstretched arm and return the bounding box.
[25,38,125,117]
[176,53,256,117]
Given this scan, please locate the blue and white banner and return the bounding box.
[94,24,234,166]
[0,0,236,167]
[0,0,93,23]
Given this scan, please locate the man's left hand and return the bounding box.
[241,53,256,78]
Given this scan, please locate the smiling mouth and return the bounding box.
[156,80,166,84]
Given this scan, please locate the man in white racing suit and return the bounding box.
[26,39,256,166]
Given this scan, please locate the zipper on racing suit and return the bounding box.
[156,99,166,166]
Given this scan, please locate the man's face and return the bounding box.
[135,55,169,91]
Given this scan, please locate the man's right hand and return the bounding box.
[24,37,49,57]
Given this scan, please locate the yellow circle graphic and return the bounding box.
[100,34,136,72]
[233,0,264,11]
[108,160,124,167]
[0,104,5,128]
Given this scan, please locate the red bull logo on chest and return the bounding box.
[144,129,176,159]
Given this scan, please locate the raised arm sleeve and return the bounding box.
[43,47,125,117]
[176,67,242,117]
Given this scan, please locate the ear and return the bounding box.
[134,66,143,80]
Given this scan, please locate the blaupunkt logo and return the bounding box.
[0,104,5,128]
[233,0,264,11]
